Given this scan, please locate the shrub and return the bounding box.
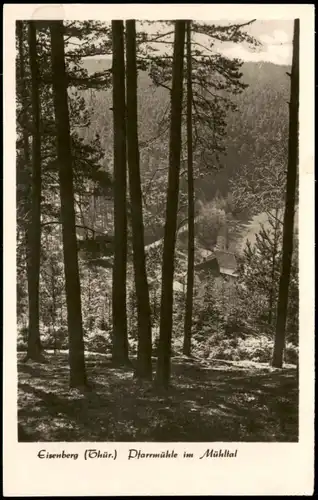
[85,328,112,353]
[285,342,299,366]
[176,331,299,366]
[17,331,27,352]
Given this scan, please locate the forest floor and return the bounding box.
[18,352,298,442]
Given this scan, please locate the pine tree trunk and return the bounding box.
[111,21,130,366]
[125,20,152,379]
[16,21,34,359]
[268,209,280,326]
[156,21,186,388]
[272,19,299,368]
[26,21,43,360]
[51,258,57,354]
[16,20,31,214]
[183,21,194,357]
[50,21,87,388]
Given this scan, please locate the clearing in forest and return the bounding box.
[18,352,298,442]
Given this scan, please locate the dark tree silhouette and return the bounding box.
[16,21,34,357]
[272,19,299,368]
[111,20,130,366]
[156,21,186,388]
[125,19,152,379]
[50,20,87,387]
[267,209,281,327]
[25,21,43,361]
[183,21,195,357]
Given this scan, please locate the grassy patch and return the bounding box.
[18,352,298,442]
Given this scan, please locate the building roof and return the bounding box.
[219,267,238,278]
[194,255,219,273]
[214,250,237,271]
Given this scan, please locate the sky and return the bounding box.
[143,19,294,66]
[223,19,293,65]
[85,19,293,66]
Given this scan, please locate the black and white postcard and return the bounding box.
[3,3,315,496]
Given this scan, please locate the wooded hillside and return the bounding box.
[80,58,290,202]
[16,20,299,443]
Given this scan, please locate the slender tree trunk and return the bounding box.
[17,21,30,170]
[272,19,299,368]
[109,296,112,328]
[50,21,88,388]
[125,20,153,379]
[26,21,43,360]
[16,21,34,358]
[268,208,279,326]
[111,21,129,366]
[183,21,194,357]
[85,265,91,330]
[153,288,157,325]
[51,258,57,354]
[156,21,186,388]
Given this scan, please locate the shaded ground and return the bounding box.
[18,353,298,442]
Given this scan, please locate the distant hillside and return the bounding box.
[197,61,290,200]
[82,58,289,90]
[83,56,112,74]
[79,57,290,250]
[81,58,290,199]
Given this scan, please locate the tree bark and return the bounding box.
[183,21,194,357]
[50,21,87,387]
[125,20,152,379]
[17,20,32,335]
[26,21,43,360]
[156,21,186,388]
[272,19,299,368]
[17,21,30,178]
[16,21,37,359]
[268,208,280,326]
[111,21,130,366]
